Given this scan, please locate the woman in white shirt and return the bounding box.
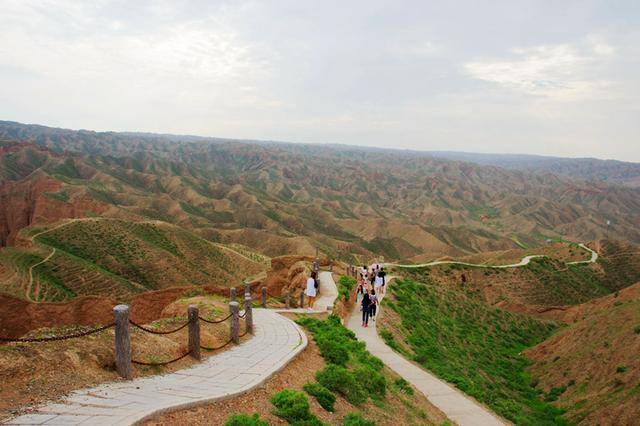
[305,271,318,309]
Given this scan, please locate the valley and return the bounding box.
[1,121,639,425]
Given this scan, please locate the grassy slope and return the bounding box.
[27,219,263,301]
[395,243,640,312]
[380,278,565,425]
[525,293,640,425]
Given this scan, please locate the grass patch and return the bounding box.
[385,278,566,425]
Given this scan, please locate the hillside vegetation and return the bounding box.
[379,278,564,425]
[394,240,640,316]
[2,121,640,265]
[525,284,640,424]
[0,219,264,302]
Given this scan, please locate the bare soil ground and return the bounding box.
[145,328,449,426]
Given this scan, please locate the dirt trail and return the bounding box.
[387,242,598,269]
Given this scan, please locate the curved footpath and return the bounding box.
[6,309,307,426]
[386,242,598,269]
[340,273,507,426]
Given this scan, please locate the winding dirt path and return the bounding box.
[386,242,598,269]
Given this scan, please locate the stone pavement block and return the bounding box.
[4,414,57,425]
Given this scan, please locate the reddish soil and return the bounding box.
[0,175,108,247]
[0,285,240,339]
[525,286,640,425]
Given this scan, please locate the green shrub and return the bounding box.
[317,364,367,406]
[393,378,414,395]
[616,365,627,373]
[224,413,269,426]
[634,325,640,334]
[271,389,314,423]
[338,275,356,301]
[343,412,375,426]
[354,366,386,399]
[545,386,567,402]
[315,336,350,366]
[303,382,336,412]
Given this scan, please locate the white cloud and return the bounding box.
[464,39,616,101]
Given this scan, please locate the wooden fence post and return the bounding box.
[300,291,305,309]
[286,290,291,309]
[261,287,267,308]
[230,287,236,302]
[244,294,253,335]
[230,301,240,344]
[244,281,251,297]
[113,304,131,379]
[188,305,200,360]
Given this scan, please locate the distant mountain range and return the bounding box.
[1,120,640,301]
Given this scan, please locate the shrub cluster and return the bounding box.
[342,412,376,426]
[297,315,387,407]
[224,413,268,426]
[303,382,336,412]
[270,389,324,425]
[338,275,356,301]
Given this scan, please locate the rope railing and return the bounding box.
[199,313,232,324]
[132,350,192,366]
[200,336,234,351]
[0,323,115,343]
[130,320,189,335]
[3,288,263,378]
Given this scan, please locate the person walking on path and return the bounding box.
[369,289,378,321]
[356,283,364,311]
[361,290,371,327]
[378,267,387,295]
[306,271,318,310]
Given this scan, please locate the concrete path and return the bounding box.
[274,270,338,314]
[386,242,598,269]
[6,309,307,426]
[342,274,506,426]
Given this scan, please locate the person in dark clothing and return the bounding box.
[361,291,371,327]
[369,289,378,320]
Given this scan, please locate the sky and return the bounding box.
[1,0,639,161]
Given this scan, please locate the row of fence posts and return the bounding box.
[113,285,262,379]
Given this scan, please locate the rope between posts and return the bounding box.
[0,323,115,343]
[132,350,192,366]
[130,320,189,335]
[199,313,232,324]
[200,337,234,351]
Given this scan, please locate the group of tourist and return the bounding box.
[356,263,386,327]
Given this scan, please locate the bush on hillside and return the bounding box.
[353,366,386,399]
[343,412,376,426]
[303,382,336,412]
[338,275,356,301]
[271,389,321,424]
[316,364,367,406]
[393,378,414,395]
[224,413,268,426]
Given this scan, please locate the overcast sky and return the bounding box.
[1,1,639,161]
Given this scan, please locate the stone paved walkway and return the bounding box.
[6,309,307,425]
[342,275,507,426]
[274,270,338,314]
